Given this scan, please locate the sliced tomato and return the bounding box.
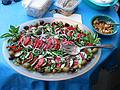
[29,40,34,46]
[67,26,76,30]
[43,44,47,51]
[55,56,61,68]
[24,36,31,46]
[15,47,23,52]
[29,57,38,64]
[34,58,45,69]
[74,59,79,66]
[7,45,17,49]
[77,33,86,39]
[18,36,24,45]
[86,43,94,46]
[53,38,60,50]
[38,40,44,48]
[79,52,85,60]
[23,59,29,63]
[83,48,89,54]
[77,33,82,39]
[46,38,53,49]
[62,39,74,45]
[35,39,41,48]
[28,52,33,60]
[67,31,74,37]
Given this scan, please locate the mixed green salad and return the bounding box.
[1,20,100,73]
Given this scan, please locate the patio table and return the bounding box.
[0,0,119,90]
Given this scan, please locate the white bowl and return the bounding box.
[2,17,101,81]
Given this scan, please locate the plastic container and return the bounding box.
[84,0,118,10]
[54,0,81,16]
[22,0,52,18]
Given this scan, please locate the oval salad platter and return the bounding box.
[2,17,101,81]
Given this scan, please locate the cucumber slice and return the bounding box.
[61,63,66,68]
[25,52,30,58]
[51,60,55,64]
[31,58,39,67]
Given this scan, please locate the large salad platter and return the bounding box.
[2,18,101,81]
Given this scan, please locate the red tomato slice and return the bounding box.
[62,39,74,45]
[77,33,86,39]
[53,38,60,50]
[38,40,44,48]
[24,37,31,46]
[15,47,23,52]
[67,31,74,37]
[34,58,44,69]
[28,52,33,60]
[7,45,17,49]
[18,36,24,45]
[46,38,53,49]
[86,43,94,46]
[83,48,89,54]
[23,59,29,63]
[29,57,38,64]
[43,44,47,51]
[79,52,85,60]
[35,39,42,48]
[67,26,76,30]
[55,56,61,68]
[74,59,79,66]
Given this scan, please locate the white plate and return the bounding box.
[2,17,101,81]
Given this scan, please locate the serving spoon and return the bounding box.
[62,43,113,56]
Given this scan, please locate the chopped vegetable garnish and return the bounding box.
[0,21,100,74]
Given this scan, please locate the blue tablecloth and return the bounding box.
[0,1,120,90]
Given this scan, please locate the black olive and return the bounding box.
[70,68,76,73]
[40,20,44,25]
[9,57,14,60]
[65,23,70,27]
[23,26,29,30]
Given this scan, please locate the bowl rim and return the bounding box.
[91,15,118,36]
[88,0,118,7]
